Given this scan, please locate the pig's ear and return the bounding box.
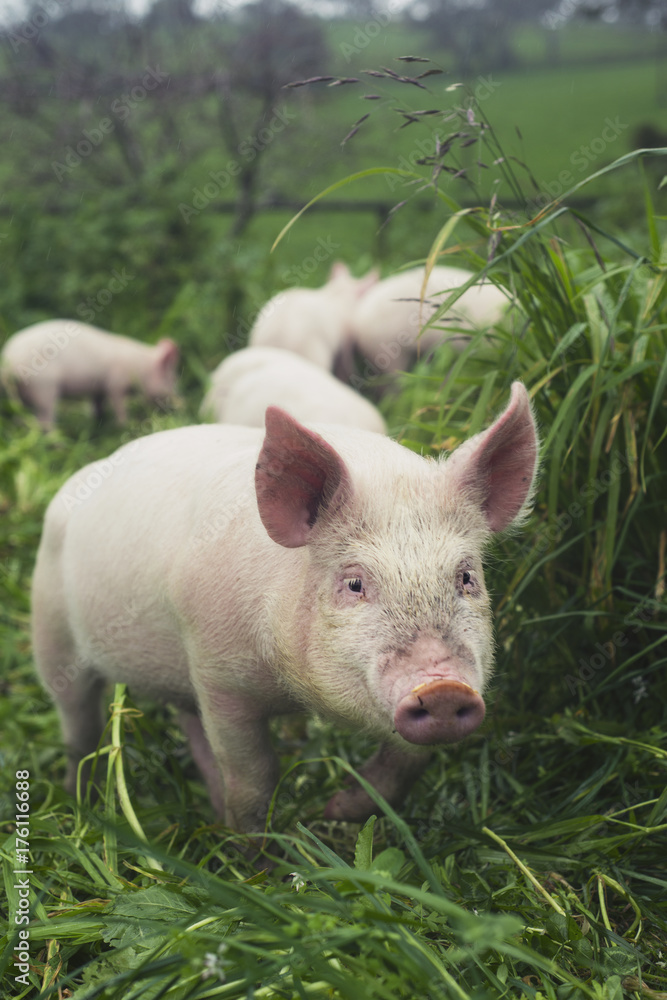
[329,260,351,280]
[256,407,352,548]
[447,382,538,533]
[156,339,179,371]
[355,266,380,297]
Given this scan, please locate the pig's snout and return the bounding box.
[394,679,485,745]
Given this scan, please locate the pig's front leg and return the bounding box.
[195,695,280,833]
[178,711,225,818]
[21,379,58,431]
[108,390,128,425]
[91,391,107,424]
[323,743,431,823]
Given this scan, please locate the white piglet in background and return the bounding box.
[350,266,508,376]
[32,383,538,832]
[200,346,386,434]
[248,261,378,371]
[1,320,180,429]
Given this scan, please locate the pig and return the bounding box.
[32,382,538,832]
[200,346,387,435]
[248,261,378,371]
[1,320,180,430]
[349,266,508,377]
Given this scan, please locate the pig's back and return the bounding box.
[203,347,386,433]
[248,289,345,369]
[351,267,506,357]
[3,321,149,386]
[350,268,457,351]
[52,424,262,562]
[36,424,268,696]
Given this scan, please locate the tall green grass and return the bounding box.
[1,95,666,999]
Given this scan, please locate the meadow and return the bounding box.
[1,8,666,999]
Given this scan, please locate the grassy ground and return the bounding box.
[0,134,666,997]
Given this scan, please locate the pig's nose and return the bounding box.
[394,679,485,745]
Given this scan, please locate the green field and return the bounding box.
[1,16,665,346]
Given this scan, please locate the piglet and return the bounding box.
[350,266,508,377]
[1,320,179,429]
[248,262,378,372]
[32,382,537,831]
[200,346,386,434]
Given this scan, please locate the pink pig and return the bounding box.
[349,266,508,376]
[248,261,378,371]
[32,382,538,831]
[1,320,180,429]
[200,346,387,434]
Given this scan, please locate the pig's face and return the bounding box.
[256,383,538,749]
[300,478,493,746]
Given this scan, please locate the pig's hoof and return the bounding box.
[323,784,377,823]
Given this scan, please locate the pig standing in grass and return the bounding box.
[349,266,508,377]
[1,320,180,430]
[32,382,537,832]
[200,346,387,435]
[248,262,378,371]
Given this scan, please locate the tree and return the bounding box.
[405,0,556,76]
[0,0,327,235]
[209,0,328,233]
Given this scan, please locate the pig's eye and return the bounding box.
[458,568,477,595]
[346,577,364,595]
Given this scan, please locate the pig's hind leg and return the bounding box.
[32,547,106,796]
[323,742,430,823]
[178,710,225,818]
[32,624,106,797]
